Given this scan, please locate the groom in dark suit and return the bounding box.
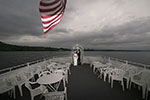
[77,50,81,65]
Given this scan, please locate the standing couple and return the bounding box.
[73,50,81,66]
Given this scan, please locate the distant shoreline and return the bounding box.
[1,49,150,52]
[84,49,150,52]
[0,41,150,52]
[0,41,70,51]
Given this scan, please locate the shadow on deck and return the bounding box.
[0,64,147,100]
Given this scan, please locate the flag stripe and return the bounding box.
[41,5,64,23]
[40,2,61,12]
[44,23,59,33]
[43,14,63,28]
[40,0,60,9]
[40,1,62,16]
[43,15,63,29]
[42,13,62,25]
[39,0,66,34]
[40,0,60,6]
[41,5,63,18]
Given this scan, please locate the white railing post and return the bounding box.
[144,65,146,69]
[27,63,30,67]
[108,57,111,63]
[10,68,12,72]
[126,60,128,64]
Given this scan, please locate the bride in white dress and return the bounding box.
[73,52,78,66]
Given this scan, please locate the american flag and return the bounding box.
[39,0,67,34]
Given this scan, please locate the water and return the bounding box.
[0,51,150,70]
[84,51,150,65]
[0,51,71,70]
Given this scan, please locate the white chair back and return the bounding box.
[44,87,67,100]
[111,68,125,78]
[39,71,51,77]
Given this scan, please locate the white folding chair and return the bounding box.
[3,76,16,99]
[146,79,150,100]
[109,68,125,91]
[25,80,47,100]
[43,87,67,100]
[123,66,138,89]
[130,69,150,99]
[92,61,103,74]
[15,72,27,96]
[66,63,71,75]
[97,63,112,81]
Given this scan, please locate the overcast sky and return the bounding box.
[0,0,150,50]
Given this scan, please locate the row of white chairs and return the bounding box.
[24,61,71,100]
[91,60,150,99]
[0,59,71,100]
[25,70,68,100]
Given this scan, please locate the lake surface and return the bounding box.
[0,51,150,70]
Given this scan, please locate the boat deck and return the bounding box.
[0,64,147,100]
[68,64,144,100]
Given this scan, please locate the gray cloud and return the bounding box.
[0,0,42,37]
[48,17,150,49]
[0,0,150,50]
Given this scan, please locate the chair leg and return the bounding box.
[104,73,106,82]
[98,72,102,78]
[13,87,16,99]
[93,67,95,73]
[65,93,67,100]
[142,85,146,99]
[18,85,23,96]
[69,69,71,75]
[90,64,92,68]
[65,74,68,84]
[111,79,113,88]
[31,96,34,100]
[126,79,129,89]
[129,82,132,90]
[108,75,111,83]
[8,90,11,97]
[9,88,15,99]
[121,81,124,91]
[146,89,149,100]
[138,86,141,91]
[95,69,99,75]
[133,83,136,88]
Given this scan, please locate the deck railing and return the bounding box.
[0,55,71,75]
[86,55,150,69]
[0,55,150,75]
[0,57,51,74]
[102,55,150,69]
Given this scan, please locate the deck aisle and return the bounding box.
[67,64,143,100]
